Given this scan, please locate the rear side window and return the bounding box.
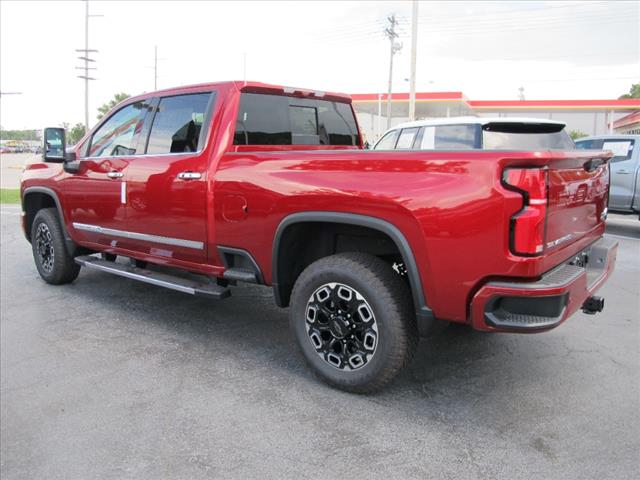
[233,93,358,146]
[89,101,148,157]
[421,125,478,150]
[483,123,575,150]
[146,93,212,154]
[602,139,634,162]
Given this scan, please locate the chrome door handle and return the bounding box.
[107,171,124,179]
[177,171,202,180]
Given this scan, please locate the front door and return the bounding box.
[64,99,151,249]
[124,91,214,265]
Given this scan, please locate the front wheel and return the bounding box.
[31,208,81,285]
[289,252,418,393]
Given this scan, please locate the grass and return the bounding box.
[0,189,20,204]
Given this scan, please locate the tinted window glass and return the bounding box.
[396,127,419,149]
[483,125,574,150]
[575,139,602,150]
[373,130,399,150]
[233,93,358,146]
[434,125,478,149]
[602,140,634,162]
[146,93,212,154]
[89,101,148,157]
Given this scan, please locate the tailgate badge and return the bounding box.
[547,233,574,249]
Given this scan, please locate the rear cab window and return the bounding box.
[233,93,359,147]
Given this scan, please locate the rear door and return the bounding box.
[64,99,151,248]
[124,91,215,265]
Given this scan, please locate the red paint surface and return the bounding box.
[22,81,616,330]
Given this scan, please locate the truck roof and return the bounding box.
[126,81,353,105]
[575,134,640,141]
[391,116,567,130]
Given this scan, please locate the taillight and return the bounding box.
[503,168,548,256]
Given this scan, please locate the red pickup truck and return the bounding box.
[21,81,617,392]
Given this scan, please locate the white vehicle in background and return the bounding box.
[372,116,575,151]
[576,135,640,218]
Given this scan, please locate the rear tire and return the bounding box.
[31,208,80,285]
[289,252,418,393]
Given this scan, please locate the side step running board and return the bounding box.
[75,255,230,299]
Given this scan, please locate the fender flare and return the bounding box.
[22,186,76,253]
[272,211,433,322]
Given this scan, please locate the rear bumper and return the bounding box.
[470,237,618,332]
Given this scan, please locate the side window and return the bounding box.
[373,130,400,150]
[434,125,477,149]
[575,139,601,150]
[233,93,358,146]
[146,92,212,154]
[602,140,635,163]
[396,127,419,149]
[88,101,148,157]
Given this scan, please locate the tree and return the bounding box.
[569,130,588,140]
[97,92,130,120]
[618,83,640,99]
[0,129,39,141]
[68,123,86,145]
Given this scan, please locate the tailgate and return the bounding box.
[545,151,611,253]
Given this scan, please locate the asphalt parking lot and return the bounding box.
[0,153,36,189]
[1,207,638,480]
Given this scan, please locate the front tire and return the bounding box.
[31,208,81,285]
[289,252,418,393]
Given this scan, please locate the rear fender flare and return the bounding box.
[271,211,432,322]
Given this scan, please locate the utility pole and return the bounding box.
[147,46,165,90]
[76,0,102,130]
[408,1,419,121]
[384,15,402,130]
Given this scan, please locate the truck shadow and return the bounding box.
[68,268,568,411]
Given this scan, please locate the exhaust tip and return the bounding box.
[582,296,604,315]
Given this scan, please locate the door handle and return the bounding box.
[616,170,630,174]
[107,171,124,179]
[177,171,202,180]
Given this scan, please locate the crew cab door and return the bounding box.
[123,91,215,265]
[64,99,151,248]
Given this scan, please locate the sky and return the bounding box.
[0,0,638,130]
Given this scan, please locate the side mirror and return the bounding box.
[43,127,66,162]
